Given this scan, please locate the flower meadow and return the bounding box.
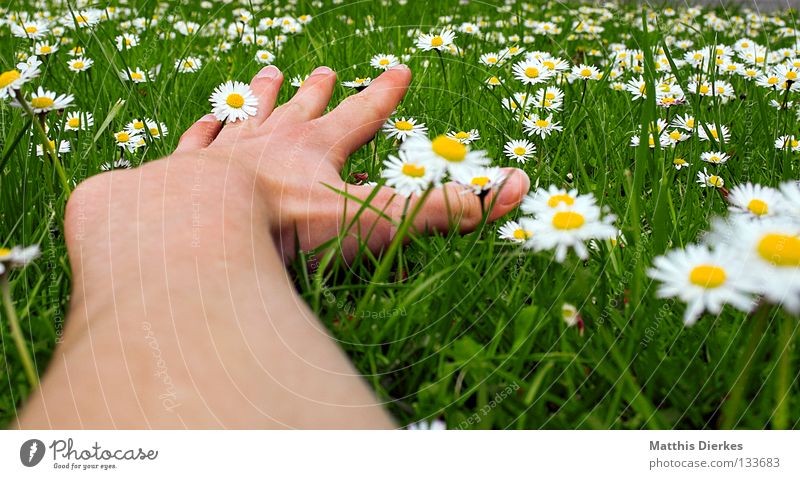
[1,0,800,430]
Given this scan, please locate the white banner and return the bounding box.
[0,430,797,477]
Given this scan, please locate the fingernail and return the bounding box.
[497,169,530,207]
[257,65,280,79]
[390,63,409,71]
[199,113,218,122]
[310,66,333,76]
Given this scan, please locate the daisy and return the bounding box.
[382,117,427,141]
[34,41,58,56]
[415,30,456,51]
[119,68,149,83]
[512,59,554,85]
[728,183,785,218]
[698,124,731,143]
[498,220,533,243]
[175,20,201,36]
[451,166,507,195]
[671,114,696,131]
[63,10,102,29]
[13,87,73,114]
[113,130,142,151]
[254,50,275,64]
[175,56,202,73]
[503,139,536,163]
[381,150,443,197]
[115,33,139,50]
[342,77,372,89]
[210,80,258,123]
[370,53,399,70]
[520,200,617,262]
[521,186,597,217]
[100,158,132,171]
[0,60,40,100]
[64,111,94,131]
[697,168,725,188]
[673,158,690,170]
[11,20,50,40]
[35,137,69,156]
[480,52,503,67]
[710,216,800,312]
[485,76,503,88]
[67,57,93,72]
[290,75,309,87]
[446,129,480,144]
[523,114,562,139]
[775,135,800,151]
[569,64,601,81]
[647,244,754,325]
[0,245,40,275]
[701,151,731,165]
[400,135,490,176]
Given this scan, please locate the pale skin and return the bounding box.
[18,64,529,429]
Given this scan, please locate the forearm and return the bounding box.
[19,154,394,429]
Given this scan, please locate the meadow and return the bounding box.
[1,0,799,429]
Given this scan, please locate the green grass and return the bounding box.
[1,0,798,429]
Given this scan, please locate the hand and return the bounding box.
[173,64,530,260]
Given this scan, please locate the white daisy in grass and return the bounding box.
[342,77,372,89]
[625,76,648,100]
[520,200,617,262]
[382,117,427,141]
[710,216,800,312]
[119,67,149,83]
[34,41,58,56]
[100,158,132,171]
[415,30,456,51]
[67,57,93,72]
[290,75,309,87]
[0,59,40,99]
[500,45,525,59]
[512,59,554,85]
[210,81,258,123]
[297,14,313,25]
[664,128,690,143]
[701,151,731,165]
[523,114,562,139]
[381,150,443,197]
[143,119,168,139]
[370,53,399,70]
[498,220,533,243]
[36,139,71,157]
[647,244,754,325]
[68,46,86,56]
[0,245,40,275]
[697,168,725,189]
[11,20,50,40]
[62,9,102,29]
[113,130,142,151]
[538,56,571,73]
[115,33,139,50]
[521,185,597,217]
[175,20,201,36]
[479,52,503,67]
[12,87,74,113]
[531,87,564,111]
[673,158,690,170]
[775,135,800,151]
[254,50,275,64]
[503,139,536,163]
[698,124,731,143]
[727,183,785,218]
[485,76,503,88]
[451,166,507,195]
[671,113,696,132]
[446,129,480,144]
[569,64,601,81]
[175,56,202,73]
[401,135,490,176]
[64,111,94,131]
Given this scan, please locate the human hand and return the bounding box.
[173,64,530,260]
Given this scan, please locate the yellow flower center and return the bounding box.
[524,67,540,78]
[130,72,143,80]
[547,194,574,207]
[513,146,526,155]
[430,36,443,47]
[708,155,721,163]
[226,93,245,108]
[708,175,723,187]
[0,247,10,256]
[132,121,144,129]
[116,132,130,142]
[513,229,531,240]
[75,15,87,23]
[674,158,687,165]
[768,77,779,85]
[488,76,500,85]
[401,163,425,178]
[747,199,768,216]
[0,70,21,88]
[431,135,467,163]
[552,211,585,230]
[72,61,85,69]
[471,176,490,187]
[580,68,591,77]
[31,96,54,109]
[788,71,798,80]
[454,131,469,140]
[686,118,695,128]
[40,45,52,53]
[535,119,549,128]
[25,26,38,33]
[699,85,710,94]
[757,233,800,267]
[792,139,799,148]
[394,120,413,131]
[487,57,497,63]
[379,58,389,66]
[67,118,80,128]
[149,127,159,135]
[689,264,727,288]
[669,131,682,141]
[184,61,194,68]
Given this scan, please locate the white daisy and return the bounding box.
[254,50,275,64]
[64,111,94,131]
[512,59,554,85]
[415,30,456,52]
[381,150,443,197]
[342,77,372,89]
[400,135,490,176]
[175,56,202,73]
[382,117,427,141]
[36,139,71,157]
[12,86,74,113]
[697,168,725,188]
[648,244,754,325]
[523,114,562,139]
[0,245,40,275]
[503,139,536,163]
[446,129,480,144]
[370,53,400,70]
[451,166,507,195]
[67,57,93,72]
[0,59,40,99]
[728,183,786,218]
[700,151,731,165]
[775,135,800,151]
[498,220,533,243]
[210,80,258,123]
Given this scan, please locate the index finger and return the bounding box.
[318,64,411,162]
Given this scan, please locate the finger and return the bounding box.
[264,66,336,127]
[174,114,222,154]
[320,64,411,160]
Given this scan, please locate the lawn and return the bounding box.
[1,0,799,429]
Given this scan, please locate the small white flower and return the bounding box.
[381,150,443,197]
[210,80,259,123]
[503,139,536,163]
[382,117,427,141]
[415,30,456,51]
[700,151,731,165]
[498,220,533,243]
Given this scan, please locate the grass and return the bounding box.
[0,0,798,429]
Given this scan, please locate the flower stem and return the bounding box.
[1,275,38,389]
[13,90,71,195]
[435,49,448,87]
